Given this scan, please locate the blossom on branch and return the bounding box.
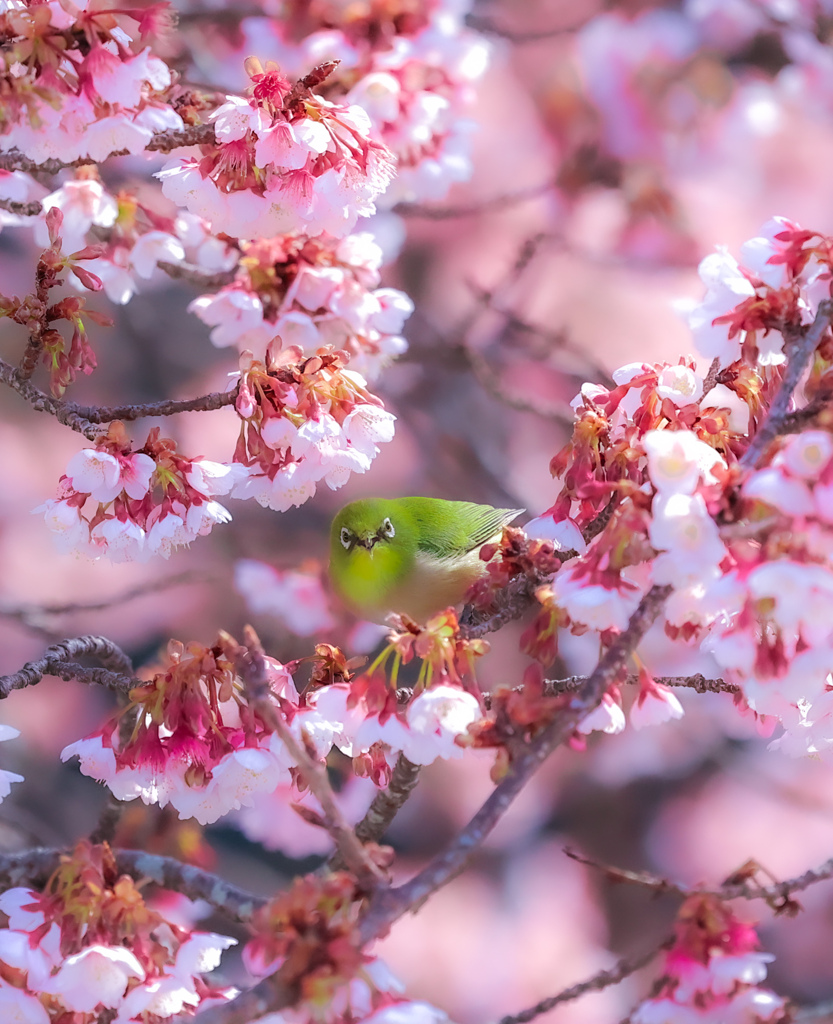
[189,230,412,379]
[158,59,395,240]
[0,841,236,1022]
[37,423,239,562]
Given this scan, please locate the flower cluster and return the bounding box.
[61,627,484,829]
[0,841,236,1022]
[632,894,786,1023]
[189,230,413,379]
[62,635,299,825]
[235,557,337,636]
[517,217,833,762]
[38,423,238,562]
[196,0,489,205]
[0,1,181,163]
[158,60,395,240]
[230,346,396,510]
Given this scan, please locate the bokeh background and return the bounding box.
[3,0,833,1019]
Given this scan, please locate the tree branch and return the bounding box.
[0,357,101,438]
[158,260,239,288]
[493,938,672,1024]
[358,584,672,944]
[327,754,422,872]
[0,124,217,175]
[0,847,265,922]
[544,673,738,696]
[71,383,240,423]
[741,301,833,469]
[0,636,137,698]
[236,627,386,892]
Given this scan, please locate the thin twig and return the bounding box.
[358,584,672,944]
[394,180,555,220]
[0,124,216,175]
[236,627,386,891]
[741,302,833,469]
[158,261,238,288]
[0,195,43,216]
[493,938,673,1024]
[0,636,137,698]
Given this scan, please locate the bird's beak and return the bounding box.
[357,536,377,552]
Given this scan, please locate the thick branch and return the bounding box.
[0,196,42,216]
[0,357,100,438]
[328,754,422,872]
[544,674,738,696]
[72,383,240,423]
[0,354,239,431]
[0,636,136,698]
[494,939,672,1024]
[358,584,672,944]
[460,574,546,639]
[741,301,833,469]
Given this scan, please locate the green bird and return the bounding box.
[329,497,524,623]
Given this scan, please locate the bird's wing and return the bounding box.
[461,504,525,551]
[417,501,524,557]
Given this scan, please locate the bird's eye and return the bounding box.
[381,517,395,538]
[340,527,353,550]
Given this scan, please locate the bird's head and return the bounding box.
[329,499,414,616]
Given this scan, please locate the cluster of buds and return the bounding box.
[197,0,489,205]
[158,59,396,241]
[1,207,111,396]
[0,841,236,1022]
[230,346,396,510]
[632,894,787,1023]
[37,176,187,307]
[38,423,238,562]
[189,230,413,380]
[0,0,181,163]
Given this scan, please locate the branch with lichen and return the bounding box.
[0,636,137,698]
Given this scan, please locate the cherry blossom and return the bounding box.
[0,842,236,1022]
[62,636,300,824]
[189,232,412,379]
[0,723,24,803]
[37,424,238,562]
